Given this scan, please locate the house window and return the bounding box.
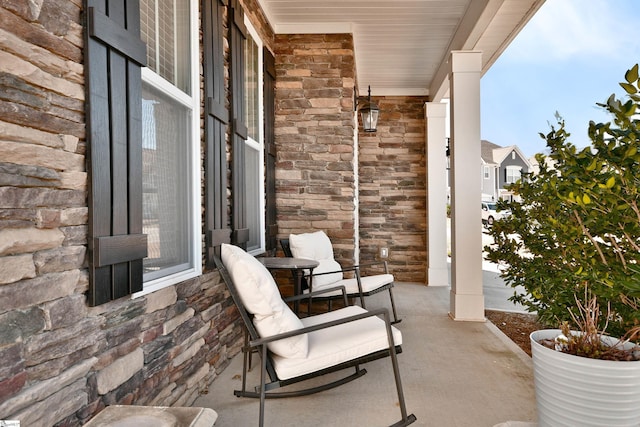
[244,19,265,254]
[139,0,201,291]
[505,166,522,184]
[483,166,490,179]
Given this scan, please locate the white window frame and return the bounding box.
[483,165,490,179]
[505,165,522,184]
[135,0,201,297]
[244,17,265,255]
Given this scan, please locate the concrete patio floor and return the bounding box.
[194,282,537,427]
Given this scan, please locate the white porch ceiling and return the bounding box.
[256,0,545,98]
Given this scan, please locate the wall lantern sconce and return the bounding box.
[357,85,379,132]
[446,137,451,170]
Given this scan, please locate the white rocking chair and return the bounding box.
[281,231,400,323]
[216,243,416,427]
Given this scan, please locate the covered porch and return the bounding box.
[264,0,546,321]
[0,0,548,424]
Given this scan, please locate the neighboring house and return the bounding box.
[480,140,532,202]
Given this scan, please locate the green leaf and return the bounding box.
[625,64,638,83]
[624,100,637,116]
[620,82,637,95]
[606,176,615,188]
[601,278,614,288]
[626,145,637,158]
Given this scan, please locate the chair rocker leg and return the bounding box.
[234,366,368,399]
[240,332,251,393]
[390,414,418,427]
[251,346,369,427]
[388,287,401,324]
[386,317,415,427]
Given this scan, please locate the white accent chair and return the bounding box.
[216,243,415,427]
[282,231,400,323]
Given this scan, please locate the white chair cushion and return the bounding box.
[270,306,403,380]
[253,306,308,359]
[289,231,343,286]
[306,273,394,296]
[221,244,308,359]
[289,230,334,260]
[311,259,343,288]
[221,243,281,317]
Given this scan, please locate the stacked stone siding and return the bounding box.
[274,33,357,262]
[272,34,428,282]
[241,0,275,48]
[359,96,428,282]
[0,1,271,424]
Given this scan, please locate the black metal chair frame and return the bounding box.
[280,238,401,323]
[214,255,416,427]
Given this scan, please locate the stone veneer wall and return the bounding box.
[272,33,429,283]
[359,96,429,282]
[274,33,358,265]
[0,1,275,425]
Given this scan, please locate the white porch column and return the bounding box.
[425,102,448,286]
[449,50,484,321]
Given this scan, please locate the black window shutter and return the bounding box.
[203,0,231,265]
[229,0,249,248]
[85,0,147,306]
[264,47,277,253]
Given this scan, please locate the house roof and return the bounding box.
[481,139,502,164]
[257,0,546,98]
[481,140,532,167]
[493,145,530,165]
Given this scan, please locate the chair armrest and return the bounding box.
[306,266,358,278]
[283,285,348,305]
[352,260,385,269]
[249,307,395,348]
[304,266,364,297]
[340,260,389,274]
[305,261,388,278]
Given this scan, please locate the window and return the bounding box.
[483,166,490,179]
[244,19,265,254]
[139,0,201,291]
[505,166,522,184]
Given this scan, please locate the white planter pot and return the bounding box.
[530,329,640,427]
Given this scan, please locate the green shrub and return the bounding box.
[485,65,640,340]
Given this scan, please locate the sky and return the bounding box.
[481,0,640,159]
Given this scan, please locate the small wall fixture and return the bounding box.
[357,85,379,132]
[446,137,451,170]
